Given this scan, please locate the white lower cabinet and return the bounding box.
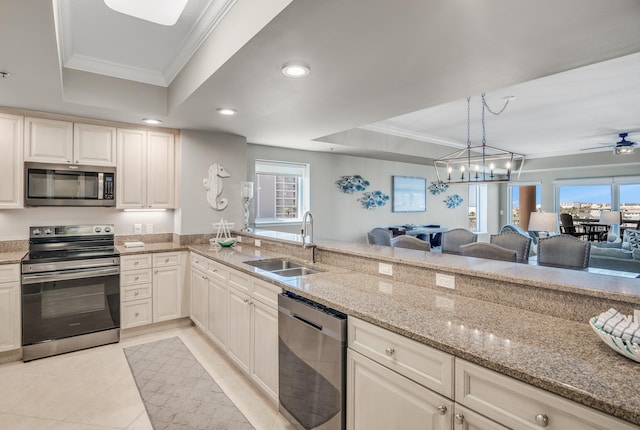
[189,252,280,402]
[0,264,20,352]
[120,251,187,329]
[347,349,453,430]
[227,284,252,373]
[455,359,640,430]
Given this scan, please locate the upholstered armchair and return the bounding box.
[459,242,518,262]
[441,228,478,255]
[537,234,591,270]
[366,228,392,246]
[391,235,431,251]
[490,232,532,263]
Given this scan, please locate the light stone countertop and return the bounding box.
[188,242,640,427]
[0,250,27,265]
[115,242,188,256]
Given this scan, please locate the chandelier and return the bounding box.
[433,93,525,184]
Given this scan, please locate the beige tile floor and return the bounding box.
[0,326,296,430]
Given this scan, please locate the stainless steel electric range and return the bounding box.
[21,225,120,361]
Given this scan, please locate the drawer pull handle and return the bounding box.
[454,413,464,425]
[134,291,139,296]
[134,276,139,280]
[436,405,447,416]
[134,261,139,265]
[135,312,139,317]
[385,347,395,356]
[212,268,217,272]
[165,258,170,262]
[535,414,549,427]
[243,298,250,304]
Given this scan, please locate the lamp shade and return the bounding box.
[600,211,620,225]
[528,212,559,233]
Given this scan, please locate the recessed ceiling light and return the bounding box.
[282,63,310,78]
[142,118,162,125]
[217,108,238,116]
[104,0,188,26]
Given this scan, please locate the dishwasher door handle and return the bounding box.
[292,313,323,331]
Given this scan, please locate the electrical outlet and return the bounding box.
[255,239,261,247]
[236,236,242,243]
[378,262,393,276]
[436,273,455,289]
[134,224,142,234]
[146,224,153,233]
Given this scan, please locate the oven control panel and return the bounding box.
[30,225,115,238]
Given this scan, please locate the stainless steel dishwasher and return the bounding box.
[278,291,347,430]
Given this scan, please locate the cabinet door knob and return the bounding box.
[135,312,139,317]
[134,261,139,265]
[436,405,447,415]
[154,270,158,274]
[385,347,395,356]
[454,413,464,425]
[535,414,549,427]
[243,298,250,304]
[165,258,170,262]
[134,276,139,280]
[134,291,139,296]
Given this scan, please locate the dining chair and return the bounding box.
[537,234,591,270]
[391,235,431,251]
[459,242,518,262]
[366,228,392,246]
[441,228,478,255]
[559,214,588,239]
[490,232,532,263]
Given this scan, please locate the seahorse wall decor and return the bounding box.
[203,162,231,211]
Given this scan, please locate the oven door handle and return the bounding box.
[21,267,120,284]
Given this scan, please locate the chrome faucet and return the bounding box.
[301,211,314,248]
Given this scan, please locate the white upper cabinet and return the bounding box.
[73,123,117,166]
[117,129,175,209]
[24,117,73,163]
[0,113,24,208]
[24,117,116,166]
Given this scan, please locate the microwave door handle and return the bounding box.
[98,172,104,199]
[21,267,120,284]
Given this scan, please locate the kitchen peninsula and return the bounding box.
[114,228,640,428]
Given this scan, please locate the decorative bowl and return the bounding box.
[217,240,236,248]
[589,317,640,363]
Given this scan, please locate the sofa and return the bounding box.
[589,229,640,273]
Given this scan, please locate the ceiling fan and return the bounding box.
[581,132,637,154]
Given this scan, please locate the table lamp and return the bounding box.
[528,212,559,237]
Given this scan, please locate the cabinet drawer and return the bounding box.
[207,259,229,282]
[348,317,454,397]
[121,284,152,302]
[121,254,152,270]
[120,268,152,286]
[455,359,640,430]
[228,268,250,294]
[0,264,19,283]
[190,253,209,273]
[252,278,281,309]
[153,252,180,267]
[121,299,152,329]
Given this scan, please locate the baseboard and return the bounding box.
[121,317,193,339]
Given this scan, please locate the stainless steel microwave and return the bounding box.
[25,162,116,207]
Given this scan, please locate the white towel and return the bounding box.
[124,241,145,248]
[594,308,640,343]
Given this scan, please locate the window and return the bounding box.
[619,181,640,229]
[254,160,310,224]
[468,184,487,233]
[555,181,612,221]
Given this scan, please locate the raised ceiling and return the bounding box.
[1,0,640,163]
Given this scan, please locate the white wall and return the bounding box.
[0,207,175,240]
[247,145,471,243]
[175,130,247,235]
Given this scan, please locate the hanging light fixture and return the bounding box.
[433,93,525,184]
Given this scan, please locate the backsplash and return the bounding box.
[0,240,28,252]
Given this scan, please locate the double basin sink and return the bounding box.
[244,258,322,278]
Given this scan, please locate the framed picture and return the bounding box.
[392,176,426,212]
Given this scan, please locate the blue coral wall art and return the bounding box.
[428,181,449,195]
[444,194,464,209]
[358,191,390,210]
[336,175,370,194]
